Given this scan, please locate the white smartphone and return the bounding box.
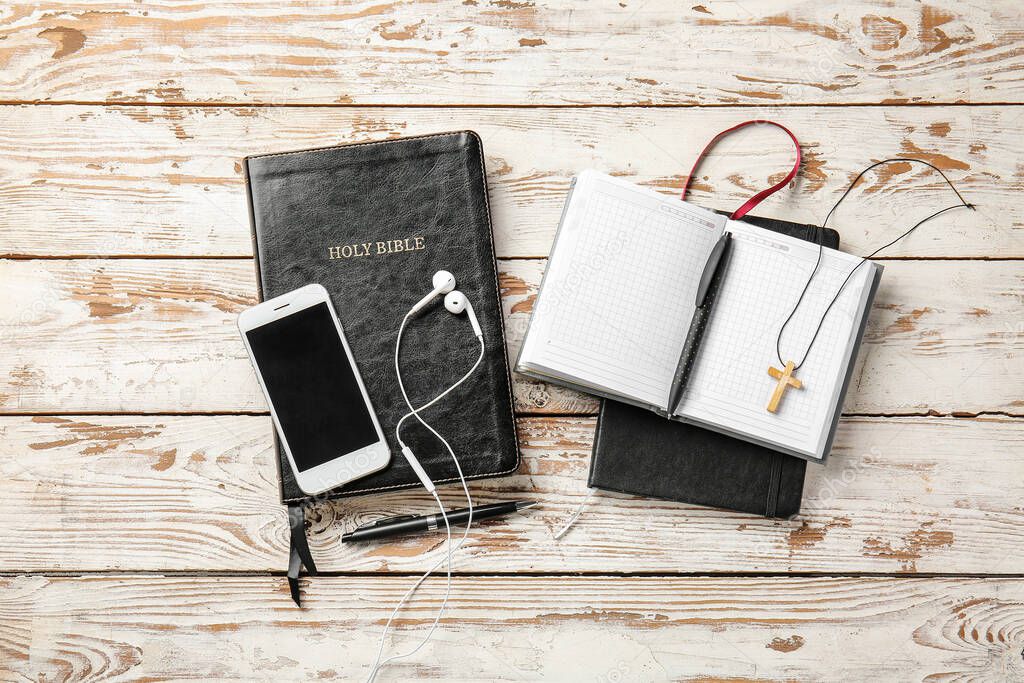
[238,283,390,495]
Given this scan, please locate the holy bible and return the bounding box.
[245,131,520,504]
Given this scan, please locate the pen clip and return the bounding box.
[357,514,417,531]
[695,232,732,308]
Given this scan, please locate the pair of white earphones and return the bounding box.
[366,270,483,682]
[395,270,481,493]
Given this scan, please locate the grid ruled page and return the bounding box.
[676,219,874,457]
[523,171,724,407]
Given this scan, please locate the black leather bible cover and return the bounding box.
[245,131,519,503]
[587,215,840,518]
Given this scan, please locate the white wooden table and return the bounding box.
[2,2,1023,680]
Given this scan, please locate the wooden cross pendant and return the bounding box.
[766,360,802,413]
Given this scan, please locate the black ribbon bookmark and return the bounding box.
[287,504,318,606]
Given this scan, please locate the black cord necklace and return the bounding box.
[767,158,975,413]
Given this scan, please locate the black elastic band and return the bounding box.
[776,158,975,369]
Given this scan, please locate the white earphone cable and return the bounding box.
[553,487,596,540]
[365,311,484,682]
[365,488,451,683]
[393,315,483,539]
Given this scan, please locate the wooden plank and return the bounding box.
[3,575,1024,681]
[1,104,1021,258]
[3,1,1022,106]
[3,414,1023,574]
[0,258,1020,415]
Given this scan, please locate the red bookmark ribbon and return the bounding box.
[681,120,802,221]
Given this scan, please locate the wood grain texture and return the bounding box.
[3,575,1024,681]
[2,1,1022,106]
[0,258,1020,415]
[3,0,1023,677]
[2,104,1020,258]
[3,414,1023,574]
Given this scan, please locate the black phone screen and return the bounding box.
[246,302,379,472]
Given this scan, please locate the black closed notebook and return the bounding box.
[244,131,519,503]
[588,215,840,518]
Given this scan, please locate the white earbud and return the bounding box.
[410,270,456,315]
[444,291,482,339]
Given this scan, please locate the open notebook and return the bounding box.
[517,171,882,462]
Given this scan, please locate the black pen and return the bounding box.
[342,500,537,543]
[667,232,732,416]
